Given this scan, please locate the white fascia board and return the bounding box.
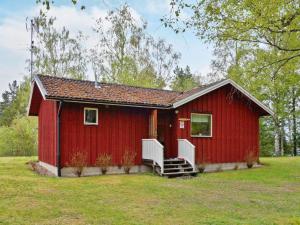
[172,79,274,116]
[27,76,48,116]
[228,79,274,116]
[34,75,47,100]
[26,81,35,116]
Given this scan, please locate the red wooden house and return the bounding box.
[28,75,272,177]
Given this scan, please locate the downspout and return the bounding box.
[57,101,63,177]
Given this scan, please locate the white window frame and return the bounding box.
[84,107,98,125]
[190,113,212,138]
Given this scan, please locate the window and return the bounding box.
[84,108,98,125]
[191,113,212,137]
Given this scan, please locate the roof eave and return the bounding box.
[34,75,47,99]
[26,80,35,116]
[45,96,172,109]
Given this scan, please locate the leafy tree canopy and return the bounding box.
[30,15,88,79]
[163,0,300,68]
[170,66,200,91]
[91,4,181,88]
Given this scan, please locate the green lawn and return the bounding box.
[0,157,299,225]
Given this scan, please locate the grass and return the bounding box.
[0,157,300,225]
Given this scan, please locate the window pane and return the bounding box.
[191,114,211,137]
[191,114,209,123]
[85,109,97,124]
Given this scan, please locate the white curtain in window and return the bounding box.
[191,114,210,123]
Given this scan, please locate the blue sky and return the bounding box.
[0,0,213,96]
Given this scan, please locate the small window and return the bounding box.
[84,108,98,125]
[191,113,212,137]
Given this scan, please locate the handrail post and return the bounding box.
[178,139,196,172]
[142,139,164,174]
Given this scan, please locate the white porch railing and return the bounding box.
[142,139,164,173]
[178,139,196,171]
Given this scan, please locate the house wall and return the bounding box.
[175,84,260,163]
[60,103,149,167]
[35,83,262,168]
[38,99,57,166]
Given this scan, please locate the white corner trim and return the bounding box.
[34,75,47,100]
[173,79,274,116]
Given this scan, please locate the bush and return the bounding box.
[95,153,112,175]
[68,151,87,177]
[198,163,206,173]
[0,117,37,156]
[122,150,136,174]
[245,151,257,169]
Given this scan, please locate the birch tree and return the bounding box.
[30,15,88,79]
[91,4,180,88]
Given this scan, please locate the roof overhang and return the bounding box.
[34,75,47,99]
[29,75,171,110]
[45,97,172,109]
[27,76,48,116]
[29,75,273,116]
[172,79,274,116]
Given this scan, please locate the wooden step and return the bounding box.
[164,158,185,163]
[162,171,197,176]
[164,163,189,167]
[163,167,193,171]
[143,158,197,178]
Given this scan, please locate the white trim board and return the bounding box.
[84,107,99,125]
[34,75,48,100]
[26,81,36,116]
[172,79,274,116]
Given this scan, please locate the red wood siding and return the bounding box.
[60,103,149,167]
[38,100,57,166]
[35,83,263,167]
[175,85,260,163]
[28,84,43,116]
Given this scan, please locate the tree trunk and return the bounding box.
[280,125,284,156]
[292,93,297,156]
[274,125,281,156]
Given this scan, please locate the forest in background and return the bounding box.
[0,1,299,157]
